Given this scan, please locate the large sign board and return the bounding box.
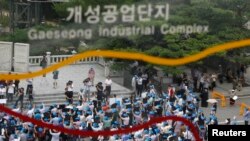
[14,43,30,72]
[0,42,12,72]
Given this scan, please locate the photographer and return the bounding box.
[15,87,24,109]
[65,81,74,104]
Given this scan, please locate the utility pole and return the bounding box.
[9,0,15,72]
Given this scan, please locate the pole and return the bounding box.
[9,0,15,72]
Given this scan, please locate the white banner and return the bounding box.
[0,41,12,72]
[14,43,30,72]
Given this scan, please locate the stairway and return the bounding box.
[6,90,133,108]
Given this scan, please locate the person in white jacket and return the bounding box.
[50,129,61,141]
[131,75,137,94]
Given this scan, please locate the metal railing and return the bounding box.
[29,55,100,66]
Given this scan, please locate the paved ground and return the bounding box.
[14,64,250,123]
[18,64,131,96]
[200,97,250,124]
[200,68,250,124]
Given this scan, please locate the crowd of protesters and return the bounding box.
[0,64,249,141]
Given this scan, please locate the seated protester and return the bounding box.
[9,134,20,141]
[94,115,101,123]
[90,122,103,132]
[27,129,35,141]
[85,110,93,123]
[111,108,118,123]
[42,109,51,123]
[51,104,58,113]
[63,120,74,133]
[79,122,88,131]
[134,129,144,141]
[109,135,122,141]
[133,102,141,111]
[148,110,156,119]
[49,129,61,141]
[61,120,73,140]
[63,112,72,125]
[141,109,148,121]
[34,112,42,121]
[75,110,85,122]
[72,117,81,129]
[96,109,105,121]
[119,111,130,128]
[133,111,142,125]
[103,116,113,130]
[26,105,35,118]
[121,134,133,141]
[12,105,21,113]
[142,129,150,139]
[34,125,46,141]
[146,104,153,112]
[155,105,163,117]
[101,102,109,112]
[149,129,158,141]
[182,127,195,141]
[20,128,28,141]
[51,113,60,126]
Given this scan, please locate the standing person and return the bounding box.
[96,82,104,108]
[82,78,91,102]
[137,76,143,97]
[229,90,237,106]
[237,76,243,91]
[199,74,205,92]
[168,85,175,98]
[243,108,250,125]
[104,76,112,101]
[26,74,33,95]
[14,75,20,94]
[192,69,199,92]
[218,65,224,84]
[131,75,137,95]
[88,68,95,86]
[142,71,148,91]
[200,88,208,107]
[211,73,217,91]
[52,70,59,89]
[232,77,237,90]
[15,87,24,109]
[65,81,74,104]
[6,81,15,102]
[27,86,33,105]
[40,55,48,77]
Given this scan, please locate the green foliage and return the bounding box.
[0,15,9,26]
[13,29,29,42]
[0,0,8,10]
[53,0,86,18]
[1,0,248,65]
[162,66,184,76]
